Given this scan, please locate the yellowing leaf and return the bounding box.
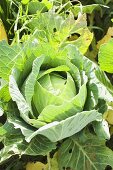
[26,153,59,170]
[97,27,113,49]
[104,106,113,125]
[45,152,59,170]
[21,0,29,5]
[26,162,46,170]
[0,19,8,42]
[76,28,93,54]
[42,0,53,10]
[110,126,113,135]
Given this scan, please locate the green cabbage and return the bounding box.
[0,12,113,167]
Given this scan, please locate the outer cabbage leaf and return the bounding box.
[98,38,113,73]
[7,107,101,143]
[0,78,10,102]
[93,120,110,140]
[83,55,113,109]
[28,12,93,54]
[58,130,113,170]
[0,120,56,164]
[28,1,48,14]
[72,4,108,17]
[9,74,32,123]
[95,68,113,97]
[0,41,24,80]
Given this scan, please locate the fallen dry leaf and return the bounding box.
[26,162,46,170]
[97,27,113,49]
[0,19,8,42]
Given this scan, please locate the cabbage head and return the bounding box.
[9,45,103,142]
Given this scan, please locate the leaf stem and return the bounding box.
[47,153,51,170]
